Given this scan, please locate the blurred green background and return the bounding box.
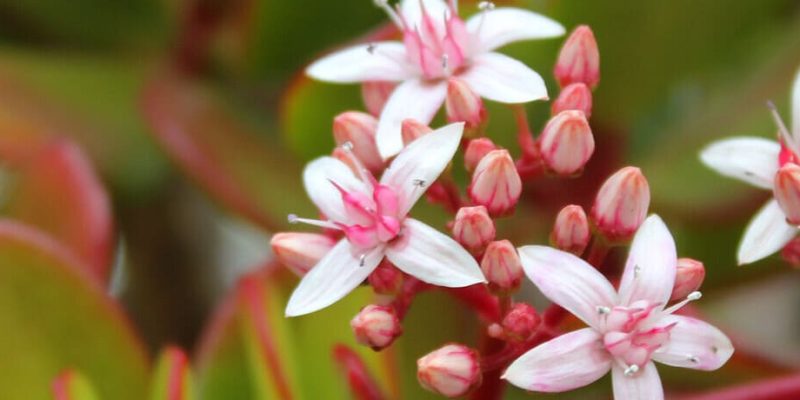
[1,0,800,399]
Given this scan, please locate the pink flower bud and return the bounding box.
[401,118,433,146]
[670,258,706,301]
[554,25,600,88]
[550,205,590,255]
[463,138,497,172]
[445,78,487,131]
[368,261,404,295]
[417,344,481,397]
[350,305,402,351]
[361,81,396,116]
[452,206,495,252]
[551,82,593,118]
[270,232,336,276]
[480,240,523,292]
[538,110,594,176]
[591,166,650,242]
[501,303,541,342]
[333,111,383,173]
[468,150,522,216]
[774,163,800,225]
[781,237,800,267]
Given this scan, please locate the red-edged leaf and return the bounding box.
[52,369,99,400]
[2,139,114,282]
[0,219,149,399]
[150,347,195,400]
[332,344,386,400]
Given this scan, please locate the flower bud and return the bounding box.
[550,205,590,255]
[368,261,404,295]
[781,237,800,267]
[538,110,594,176]
[401,118,433,146]
[417,344,481,398]
[554,25,600,88]
[591,166,650,242]
[463,138,497,172]
[774,163,800,225]
[452,206,495,252]
[333,111,383,173]
[552,82,593,118]
[480,240,523,292]
[350,305,402,351]
[671,258,706,301]
[468,150,522,216]
[270,232,336,276]
[501,303,541,342]
[361,81,396,116]
[445,78,487,131]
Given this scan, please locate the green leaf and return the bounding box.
[150,347,196,400]
[0,219,149,399]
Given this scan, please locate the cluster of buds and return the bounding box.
[468,149,522,216]
[550,205,590,255]
[452,206,496,254]
[591,166,651,242]
[487,303,541,343]
[480,240,523,293]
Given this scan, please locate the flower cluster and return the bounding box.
[270,1,735,398]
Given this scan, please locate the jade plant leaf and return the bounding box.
[52,370,100,400]
[150,347,196,400]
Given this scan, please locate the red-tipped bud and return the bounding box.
[333,111,384,173]
[554,25,600,88]
[591,167,650,242]
[401,118,433,146]
[782,237,800,267]
[538,110,594,176]
[480,240,523,292]
[452,206,495,252]
[271,232,336,276]
[774,163,800,225]
[350,305,402,351]
[501,303,541,342]
[552,82,593,118]
[551,205,590,255]
[368,261,404,295]
[469,150,522,216]
[417,344,481,398]
[361,81,396,116]
[464,138,497,172]
[445,78,487,131]
[671,258,706,301]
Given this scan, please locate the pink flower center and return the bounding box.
[333,179,403,250]
[600,300,675,374]
[779,140,799,167]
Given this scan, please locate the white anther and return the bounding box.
[288,214,299,224]
[687,291,702,301]
[359,253,367,267]
[688,355,699,364]
[623,364,639,376]
[413,179,427,187]
[342,141,354,151]
[478,1,495,10]
[596,306,611,315]
[366,43,376,54]
[633,264,641,278]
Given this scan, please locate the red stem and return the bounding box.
[678,372,800,400]
[425,179,464,214]
[470,334,507,400]
[391,277,429,320]
[512,105,537,159]
[332,344,386,400]
[447,285,501,322]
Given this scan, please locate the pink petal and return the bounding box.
[517,245,617,330]
[303,156,369,224]
[466,7,564,54]
[738,199,797,265]
[380,122,464,215]
[376,78,447,158]
[386,218,484,287]
[618,215,677,308]
[306,42,414,83]
[458,52,547,104]
[700,137,780,190]
[652,315,734,371]
[285,240,384,316]
[400,0,449,33]
[611,362,664,400]
[793,68,800,143]
[502,328,611,392]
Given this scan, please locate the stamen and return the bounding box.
[597,305,611,315]
[441,54,450,76]
[663,291,702,315]
[768,100,797,152]
[340,141,378,189]
[287,214,341,230]
[633,264,641,278]
[474,2,495,39]
[413,179,427,187]
[623,364,639,377]
[373,0,404,28]
[359,253,367,267]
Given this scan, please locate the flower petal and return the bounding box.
[458,52,547,104]
[737,199,797,265]
[517,245,617,330]
[306,42,414,83]
[466,8,564,53]
[303,156,369,224]
[376,78,447,158]
[652,315,734,371]
[285,240,383,317]
[380,122,464,215]
[386,218,484,287]
[503,328,611,392]
[611,362,664,400]
[618,215,677,308]
[699,137,780,190]
[792,68,800,142]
